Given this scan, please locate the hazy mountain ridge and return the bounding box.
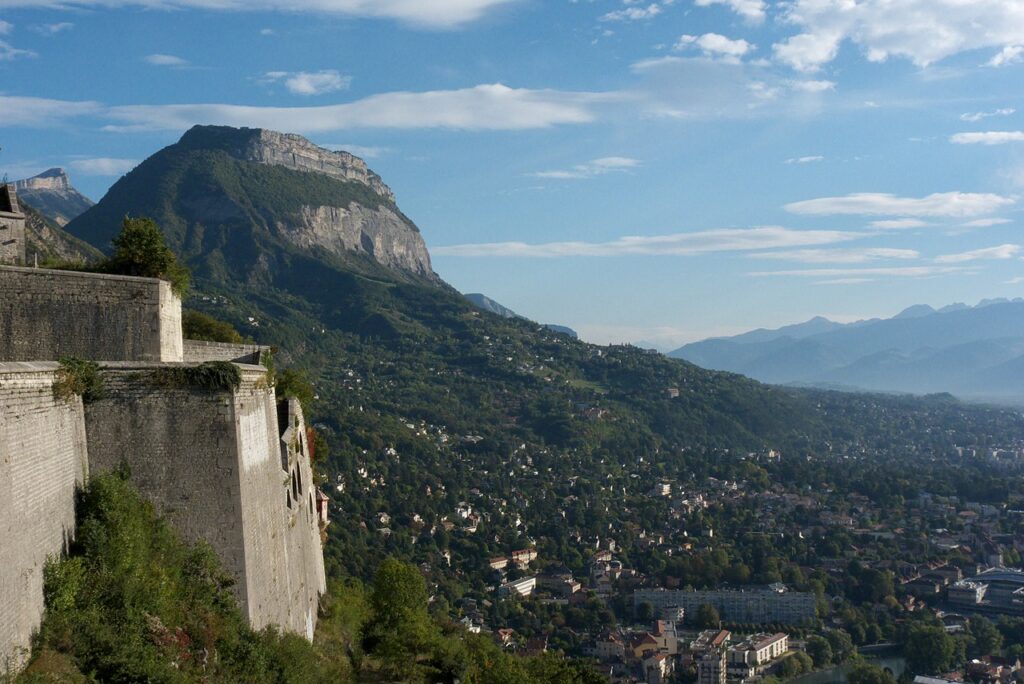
[671,302,1024,401]
[465,292,579,338]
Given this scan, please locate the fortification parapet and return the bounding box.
[182,339,271,365]
[0,266,183,363]
[0,362,89,671]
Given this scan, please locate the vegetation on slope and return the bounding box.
[14,472,604,684]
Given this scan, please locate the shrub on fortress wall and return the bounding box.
[19,472,349,683]
[182,310,245,344]
[149,361,242,393]
[53,357,105,403]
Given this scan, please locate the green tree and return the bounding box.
[905,625,956,674]
[847,661,896,684]
[969,617,1003,657]
[806,635,833,667]
[182,310,245,343]
[365,558,439,681]
[696,603,721,629]
[107,216,190,296]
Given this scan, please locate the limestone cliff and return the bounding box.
[14,168,94,227]
[22,202,103,264]
[68,126,436,281]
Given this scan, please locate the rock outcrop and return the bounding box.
[14,169,94,227]
[284,204,434,278]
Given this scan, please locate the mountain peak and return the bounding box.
[894,304,936,319]
[178,125,395,203]
[15,168,71,192]
[12,168,93,227]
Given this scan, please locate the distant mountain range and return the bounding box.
[464,293,578,338]
[14,168,94,227]
[670,301,1024,403]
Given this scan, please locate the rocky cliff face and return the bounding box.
[14,169,94,226]
[286,204,434,278]
[22,202,103,263]
[174,126,433,278]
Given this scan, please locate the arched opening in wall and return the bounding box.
[292,470,298,502]
[297,466,303,495]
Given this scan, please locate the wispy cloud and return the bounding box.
[0,20,12,34]
[601,3,663,22]
[32,22,73,35]
[751,247,919,264]
[784,155,823,164]
[751,266,972,278]
[68,157,138,176]
[963,218,1013,227]
[0,0,520,28]
[694,0,766,23]
[433,226,859,258]
[145,53,188,67]
[263,70,351,96]
[869,219,930,229]
[960,108,1015,122]
[935,243,1021,263]
[785,192,1015,218]
[988,45,1023,67]
[530,156,640,180]
[951,131,1024,145]
[675,33,754,62]
[0,84,614,133]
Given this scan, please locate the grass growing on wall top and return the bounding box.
[150,361,242,393]
[52,357,105,404]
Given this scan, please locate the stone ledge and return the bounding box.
[0,264,168,286]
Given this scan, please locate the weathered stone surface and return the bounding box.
[0,185,26,267]
[182,339,270,365]
[283,203,435,278]
[0,364,89,671]
[0,266,183,363]
[84,365,324,638]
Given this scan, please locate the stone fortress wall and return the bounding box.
[0,184,26,267]
[0,362,89,670]
[0,200,326,670]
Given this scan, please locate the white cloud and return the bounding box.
[601,3,662,21]
[789,79,835,93]
[0,95,101,126]
[0,0,518,28]
[0,20,12,34]
[950,131,1024,145]
[145,53,188,66]
[772,0,1024,72]
[963,218,1013,227]
[68,157,138,176]
[1006,276,1024,284]
[785,192,1015,218]
[102,84,611,132]
[694,0,765,23]
[32,22,73,34]
[751,247,919,263]
[0,39,34,60]
[869,219,930,229]
[433,226,860,258]
[785,155,823,164]
[988,45,1024,66]
[531,156,640,179]
[264,70,351,96]
[960,108,1015,122]
[675,33,754,61]
[935,243,1021,263]
[751,266,971,278]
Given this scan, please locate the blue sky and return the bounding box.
[1,0,1023,348]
